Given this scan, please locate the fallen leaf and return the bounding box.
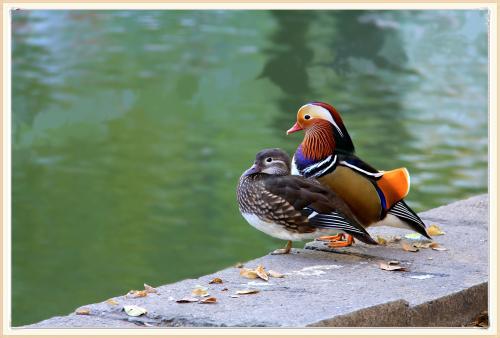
[191,285,209,297]
[255,265,269,281]
[430,242,448,251]
[234,262,244,268]
[379,262,407,271]
[376,235,387,245]
[401,241,419,252]
[405,233,423,240]
[209,277,223,284]
[432,246,448,251]
[268,270,285,278]
[105,298,119,306]
[144,283,157,294]
[414,241,432,249]
[176,297,199,303]
[123,305,147,316]
[239,268,258,279]
[236,289,259,295]
[127,290,148,298]
[199,297,217,304]
[75,308,90,315]
[427,224,445,236]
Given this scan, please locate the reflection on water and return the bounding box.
[12,10,488,325]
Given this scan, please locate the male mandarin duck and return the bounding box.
[237,148,378,254]
[287,101,430,247]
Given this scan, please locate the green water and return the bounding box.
[12,10,488,326]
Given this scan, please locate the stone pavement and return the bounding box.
[23,194,489,328]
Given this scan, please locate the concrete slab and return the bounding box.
[22,194,489,328]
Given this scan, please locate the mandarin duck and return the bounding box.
[237,148,377,254]
[286,102,430,247]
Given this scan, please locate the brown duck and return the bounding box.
[237,148,377,254]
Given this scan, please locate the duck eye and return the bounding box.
[266,157,273,163]
[304,114,311,120]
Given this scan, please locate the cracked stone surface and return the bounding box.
[23,194,488,328]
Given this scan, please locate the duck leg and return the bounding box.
[316,234,343,242]
[271,240,292,255]
[327,234,354,248]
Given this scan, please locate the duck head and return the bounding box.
[286,102,355,155]
[243,148,291,176]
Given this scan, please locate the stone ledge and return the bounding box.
[22,194,489,328]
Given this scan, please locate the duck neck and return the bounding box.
[301,120,335,161]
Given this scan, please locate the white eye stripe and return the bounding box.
[300,104,344,137]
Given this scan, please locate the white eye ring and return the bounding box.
[266,157,273,163]
[304,114,311,120]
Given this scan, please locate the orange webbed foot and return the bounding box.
[326,234,354,248]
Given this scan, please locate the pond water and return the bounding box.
[11,10,488,325]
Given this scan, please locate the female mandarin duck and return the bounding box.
[287,101,430,247]
[237,148,377,254]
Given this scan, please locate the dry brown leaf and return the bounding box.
[376,235,387,245]
[191,286,209,297]
[239,268,258,279]
[401,241,419,252]
[144,283,158,294]
[427,224,445,236]
[414,242,432,249]
[430,242,448,251]
[105,298,119,306]
[268,270,285,278]
[236,289,259,295]
[75,308,90,315]
[123,305,147,316]
[199,297,217,304]
[176,297,199,303]
[209,277,223,284]
[255,265,269,281]
[127,290,148,298]
[379,262,407,271]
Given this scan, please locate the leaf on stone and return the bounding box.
[236,289,259,295]
[105,298,119,306]
[401,241,419,252]
[255,265,269,281]
[430,242,448,251]
[209,277,223,284]
[191,285,209,297]
[199,297,217,304]
[376,235,387,245]
[414,241,432,249]
[379,262,407,271]
[75,308,90,315]
[123,305,147,316]
[404,233,423,240]
[268,270,285,278]
[239,268,258,279]
[176,297,199,303]
[127,290,148,298]
[427,224,445,236]
[144,283,158,294]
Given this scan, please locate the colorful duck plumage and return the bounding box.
[287,101,430,240]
